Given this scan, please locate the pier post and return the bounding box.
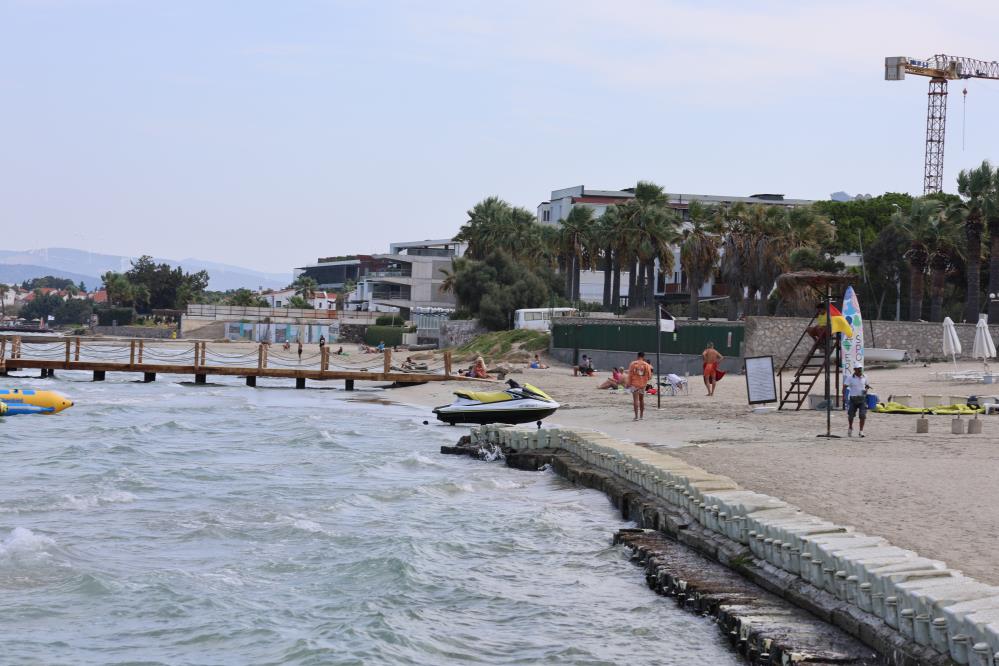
[93,370,106,382]
[195,373,206,384]
[74,337,80,361]
[383,349,391,374]
[138,340,144,364]
[200,342,206,366]
[129,340,136,366]
[246,376,257,387]
[444,351,452,377]
[48,368,55,378]
[257,344,264,371]
[143,372,156,383]
[193,342,200,371]
[65,340,71,363]
[40,368,47,378]
[296,377,306,389]
[345,379,355,391]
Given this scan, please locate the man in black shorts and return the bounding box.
[844,365,870,437]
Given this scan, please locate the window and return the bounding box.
[542,209,551,222]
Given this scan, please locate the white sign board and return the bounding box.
[744,355,777,405]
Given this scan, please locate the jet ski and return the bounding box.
[433,379,559,425]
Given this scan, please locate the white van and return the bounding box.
[514,307,578,332]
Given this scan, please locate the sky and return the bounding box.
[2,0,999,273]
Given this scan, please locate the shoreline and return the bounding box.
[455,426,975,664]
[390,358,999,586]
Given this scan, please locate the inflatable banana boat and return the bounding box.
[0,389,74,415]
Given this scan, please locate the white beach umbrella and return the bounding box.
[972,315,996,369]
[942,317,962,368]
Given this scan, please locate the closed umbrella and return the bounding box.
[942,317,962,369]
[972,315,996,372]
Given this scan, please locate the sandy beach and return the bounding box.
[392,356,999,585]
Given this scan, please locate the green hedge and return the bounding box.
[96,307,137,326]
[364,325,404,346]
[375,314,406,326]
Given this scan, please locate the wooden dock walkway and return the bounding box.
[0,336,458,390]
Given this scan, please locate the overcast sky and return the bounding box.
[2,0,998,273]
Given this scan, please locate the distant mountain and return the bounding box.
[0,248,291,291]
[0,264,100,290]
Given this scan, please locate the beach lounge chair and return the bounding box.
[659,374,689,396]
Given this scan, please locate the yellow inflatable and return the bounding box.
[0,389,74,415]
[0,401,6,416]
[873,401,983,415]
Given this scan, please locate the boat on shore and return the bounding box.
[865,348,907,363]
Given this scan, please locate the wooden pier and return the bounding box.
[0,336,458,390]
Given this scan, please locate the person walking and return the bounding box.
[319,335,326,351]
[845,365,870,437]
[627,351,654,421]
[702,342,725,396]
[297,338,303,362]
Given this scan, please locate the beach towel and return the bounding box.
[703,362,726,382]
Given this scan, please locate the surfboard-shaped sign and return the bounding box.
[840,286,864,374]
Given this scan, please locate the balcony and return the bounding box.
[367,269,412,278]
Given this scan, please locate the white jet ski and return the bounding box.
[433,379,559,425]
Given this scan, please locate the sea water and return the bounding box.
[0,374,738,665]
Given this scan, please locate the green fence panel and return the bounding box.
[552,322,744,356]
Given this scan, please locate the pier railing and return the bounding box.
[0,336,456,389]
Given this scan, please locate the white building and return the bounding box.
[538,185,816,305]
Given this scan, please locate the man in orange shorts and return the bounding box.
[627,351,654,421]
[702,341,725,396]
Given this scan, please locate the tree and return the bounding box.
[101,272,134,307]
[53,298,93,326]
[227,288,268,307]
[986,166,999,322]
[612,181,679,308]
[19,290,64,322]
[287,295,314,309]
[451,250,553,330]
[0,283,8,320]
[293,275,318,302]
[679,201,723,320]
[454,197,549,267]
[895,200,943,321]
[956,161,992,322]
[558,206,596,303]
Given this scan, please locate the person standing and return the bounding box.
[627,351,654,421]
[319,335,326,352]
[702,342,725,396]
[845,365,870,438]
[297,338,303,362]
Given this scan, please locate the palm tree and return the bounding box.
[293,275,318,302]
[679,201,723,320]
[558,206,596,303]
[926,209,962,322]
[718,203,749,320]
[957,160,992,322]
[0,283,8,320]
[986,167,999,322]
[615,182,679,308]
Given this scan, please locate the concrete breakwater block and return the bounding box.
[467,424,984,663]
[615,530,878,665]
[917,417,930,433]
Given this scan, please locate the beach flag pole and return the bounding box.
[817,285,840,438]
[656,305,662,409]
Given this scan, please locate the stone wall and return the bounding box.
[439,319,486,348]
[743,316,999,365]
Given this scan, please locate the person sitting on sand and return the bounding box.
[470,356,492,379]
[597,367,625,390]
[702,341,725,396]
[529,354,548,369]
[336,346,344,355]
[282,340,291,351]
[573,354,595,377]
[376,341,385,352]
[402,356,417,371]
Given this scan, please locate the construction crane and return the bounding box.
[885,55,999,194]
